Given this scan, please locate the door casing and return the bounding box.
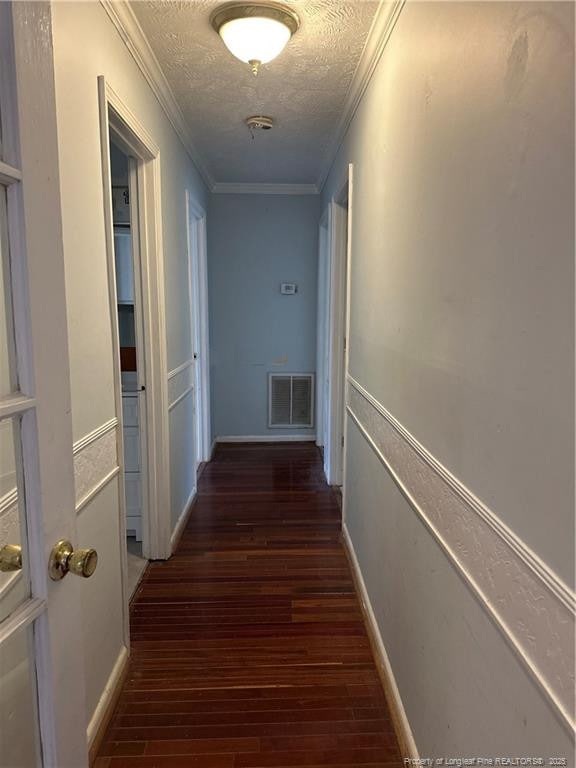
[320,164,354,491]
[98,79,171,585]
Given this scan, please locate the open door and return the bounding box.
[186,192,211,465]
[320,165,353,488]
[0,4,89,767]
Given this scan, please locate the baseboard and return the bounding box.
[342,523,419,760]
[216,434,317,443]
[87,644,129,765]
[170,486,197,553]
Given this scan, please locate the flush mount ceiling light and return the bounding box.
[211,3,300,76]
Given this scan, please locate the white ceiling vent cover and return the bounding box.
[269,374,314,428]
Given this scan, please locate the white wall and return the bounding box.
[50,0,208,733]
[208,193,320,438]
[322,0,574,757]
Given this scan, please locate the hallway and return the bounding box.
[95,443,402,767]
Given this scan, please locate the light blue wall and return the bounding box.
[208,193,320,438]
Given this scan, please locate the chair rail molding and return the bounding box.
[317,0,405,190]
[73,418,120,513]
[99,0,214,190]
[167,360,195,412]
[168,385,194,413]
[167,359,193,380]
[346,374,575,732]
[0,487,17,519]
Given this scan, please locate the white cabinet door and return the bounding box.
[123,427,141,473]
[114,228,134,304]
[122,395,139,427]
[124,475,142,541]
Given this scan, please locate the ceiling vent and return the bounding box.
[269,374,314,428]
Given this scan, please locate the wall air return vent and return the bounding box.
[268,374,314,428]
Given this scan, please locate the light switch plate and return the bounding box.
[280,283,297,295]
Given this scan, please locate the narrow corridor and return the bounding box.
[95,443,402,767]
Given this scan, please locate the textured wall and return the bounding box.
[208,194,320,437]
[322,0,574,756]
[51,0,208,731]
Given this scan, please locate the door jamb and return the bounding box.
[186,192,211,464]
[341,164,353,523]
[98,79,171,600]
[324,164,353,489]
[316,208,329,450]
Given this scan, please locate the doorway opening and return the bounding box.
[109,140,148,597]
[316,165,353,489]
[99,77,172,626]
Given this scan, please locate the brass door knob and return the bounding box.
[0,544,22,572]
[48,540,98,581]
[69,548,98,578]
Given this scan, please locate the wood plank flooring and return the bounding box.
[95,442,402,767]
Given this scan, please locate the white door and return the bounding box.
[0,4,89,767]
[325,200,348,486]
[186,193,210,466]
[188,211,200,475]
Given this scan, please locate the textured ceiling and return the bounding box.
[131,1,379,184]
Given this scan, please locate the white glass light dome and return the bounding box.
[212,4,299,75]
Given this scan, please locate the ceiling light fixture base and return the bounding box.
[210,3,300,36]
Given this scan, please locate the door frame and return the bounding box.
[185,192,211,464]
[322,164,353,488]
[315,207,329,450]
[98,76,171,580]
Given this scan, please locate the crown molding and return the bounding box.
[212,182,319,195]
[100,0,215,190]
[100,0,404,196]
[316,0,406,192]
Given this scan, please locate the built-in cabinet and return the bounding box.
[111,150,144,546]
[116,219,142,543]
[114,227,134,304]
[122,384,142,541]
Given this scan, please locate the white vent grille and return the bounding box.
[269,374,314,428]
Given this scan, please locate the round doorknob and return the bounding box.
[48,540,98,581]
[0,544,22,572]
[68,548,98,578]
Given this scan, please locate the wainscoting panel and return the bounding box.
[168,360,194,412]
[73,418,119,513]
[346,375,575,730]
[1,417,121,539]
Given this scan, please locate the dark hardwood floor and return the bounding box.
[95,442,402,767]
